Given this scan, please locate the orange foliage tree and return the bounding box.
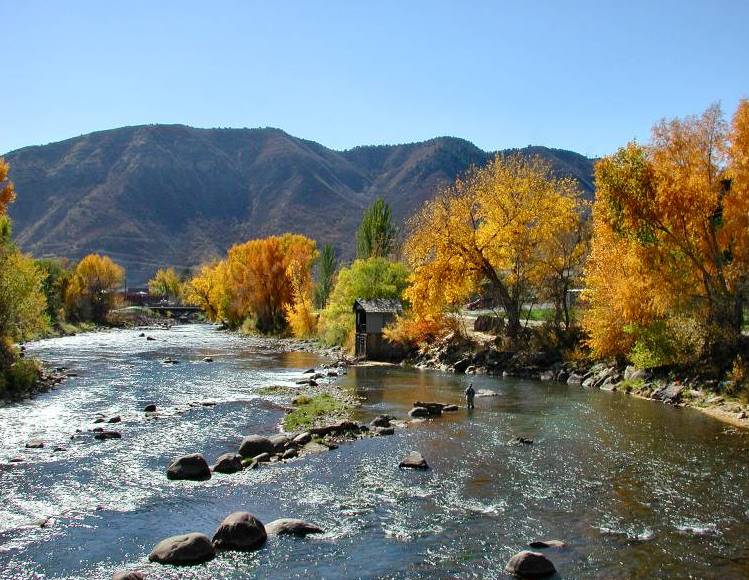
[224,233,318,333]
[0,158,15,215]
[584,101,749,364]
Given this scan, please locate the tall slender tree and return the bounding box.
[314,244,338,309]
[356,198,396,259]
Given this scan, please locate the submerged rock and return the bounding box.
[239,435,275,458]
[148,532,215,566]
[369,415,392,428]
[510,437,534,446]
[265,518,324,536]
[505,550,556,577]
[442,404,459,412]
[399,451,429,470]
[166,453,211,480]
[212,452,243,474]
[212,511,267,551]
[94,431,122,440]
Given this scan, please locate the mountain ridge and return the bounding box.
[5,124,595,284]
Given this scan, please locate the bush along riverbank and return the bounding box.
[406,331,749,430]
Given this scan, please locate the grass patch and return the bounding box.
[617,377,645,394]
[282,393,345,431]
[256,385,295,396]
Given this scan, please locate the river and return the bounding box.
[1,324,748,579]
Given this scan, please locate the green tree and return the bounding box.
[148,267,183,303]
[356,198,397,259]
[0,249,49,343]
[314,244,338,309]
[36,258,72,325]
[319,257,409,348]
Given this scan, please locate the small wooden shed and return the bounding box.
[353,298,403,360]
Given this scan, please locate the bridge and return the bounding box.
[146,305,203,315]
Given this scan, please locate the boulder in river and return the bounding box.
[504,550,556,577]
[253,452,272,463]
[108,415,122,423]
[265,518,324,537]
[143,404,157,412]
[94,431,122,440]
[212,452,243,474]
[408,407,430,418]
[282,448,298,460]
[529,539,566,549]
[399,451,429,470]
[239,435,275,458]
[212,511,267,551]
[25,440,44,449]
[442,404,459,412]
[146,336,156,341]
[112,571,145,580]
[369,415,392,428]
[374,426,395,436]
[203,357,214,363]
[268,434,290,452]
[166,453,211,480]
[148,532,215,565]
[293,432,312,445]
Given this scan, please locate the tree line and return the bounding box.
[1,100,747,398]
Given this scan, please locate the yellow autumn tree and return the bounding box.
[148,267,183,303]
[65,254,125,322]
[284,260,318,338]
[403,154,584,339]
[585,101,749,364]
[184,261,228,322]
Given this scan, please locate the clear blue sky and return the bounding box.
[2,0,747,157]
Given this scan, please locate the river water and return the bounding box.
[1,324,748,579]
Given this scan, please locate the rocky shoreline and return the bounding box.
[407,332,749,431]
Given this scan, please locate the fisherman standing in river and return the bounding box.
[465,382,476,409]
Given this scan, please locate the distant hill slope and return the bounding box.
[4,125,594,283]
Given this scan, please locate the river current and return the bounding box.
[1,324,748,579]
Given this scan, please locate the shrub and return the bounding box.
[2,358,41,398]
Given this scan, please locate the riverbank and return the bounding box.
[406,331,749,431]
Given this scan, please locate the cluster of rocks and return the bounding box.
[408,401,460,419]
[113,510,322,574]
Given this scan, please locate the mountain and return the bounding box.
[4,125,595,284]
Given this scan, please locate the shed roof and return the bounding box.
[352,298,403,314]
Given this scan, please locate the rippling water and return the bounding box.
[1,324,748,579]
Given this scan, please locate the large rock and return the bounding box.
[399,451,429,470]
[293,432,312,445]
[148,532,215,566]
[413,402,445,415]
[94,431,122,440]
[651,383,685,404]
[239,435,275,458]
[212,511,267,551]
[143,404,157,412]
[212,452,243,474]
[566,373,584,385]
[504,550,556,577]
[265,518,324,537]
[369,415,392,428]
[112,571,145,580]
[25,439,44,449]
[166,453,211,481]
[453,358,472,374]
[268,434,290,452]
[529,539,566,549]
[408,407,430,418]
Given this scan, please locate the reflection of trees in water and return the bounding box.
[343,366,466,409]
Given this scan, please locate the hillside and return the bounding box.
[4,125,594,283]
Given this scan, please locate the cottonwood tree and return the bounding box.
[585,101,749,363]
[65,254,124,322]
[313,244,338,309]
[148,267,183,303]
[404,154,584,339]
